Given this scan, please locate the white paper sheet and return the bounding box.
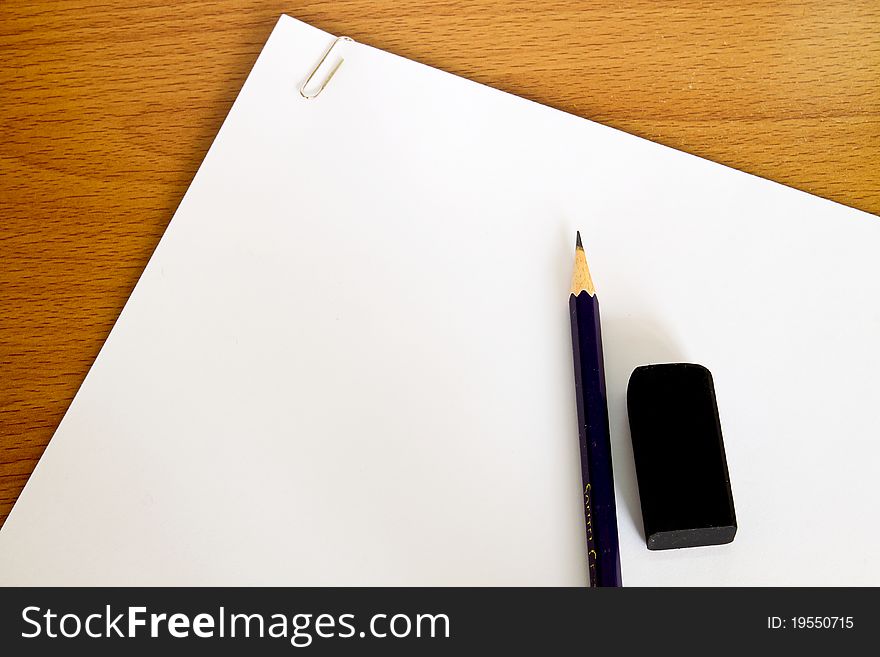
[1,15,878,585]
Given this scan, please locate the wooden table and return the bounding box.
[1,1,878,526]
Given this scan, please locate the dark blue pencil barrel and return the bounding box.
[570,291,622,587]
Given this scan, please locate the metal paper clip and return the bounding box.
[299,36,353,99]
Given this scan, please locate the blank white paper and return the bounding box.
[1,15,878,585]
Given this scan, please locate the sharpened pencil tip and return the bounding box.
[570,231,596,296]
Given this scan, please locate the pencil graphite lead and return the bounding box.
[576,231,583,250]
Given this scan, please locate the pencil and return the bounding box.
[569,232,622,587]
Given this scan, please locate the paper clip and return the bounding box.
[299,36,353,99]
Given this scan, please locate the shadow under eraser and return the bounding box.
[627,363,736,550]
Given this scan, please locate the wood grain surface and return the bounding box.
[1,1,878,527]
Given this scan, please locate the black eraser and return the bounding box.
[627,363,736,550]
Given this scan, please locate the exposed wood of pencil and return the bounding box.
[570,232,596,296]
